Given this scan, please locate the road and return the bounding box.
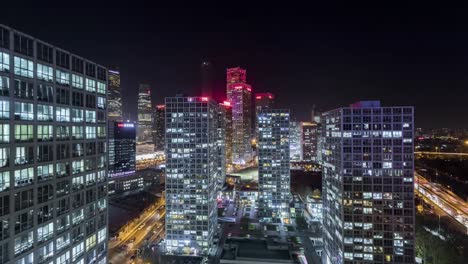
[415,151,468,156]
[415,172,468,233]
[109,200,166,264]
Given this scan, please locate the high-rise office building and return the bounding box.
[257,109,291,222]
[137,84,152,143]
[0,25,108,264]
[107,68,122,122]
[108,122,136,177]
[220,101,233,172]
[164,96,225,256]
[226,67,252,166]
[321,101,415,264]
[254,92,274,140]
[289,121,303,161]
[152,104,165,151]
[302,121,318,161]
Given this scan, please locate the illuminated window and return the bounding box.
[37,104,54,121]
[56,107,70,122]
[0,171,9,191]
[0,100,10,119]
[97,81,106,94]
[14,124,33,142]
[56,69,70,85]
[0,124,9,144]
[85,110,96,123]
[14,56,33,78]
[71,109,84,122]
[0,76,9,96]
[0,52,9,72]
[86,79,96,92]
[72,74,84,89]
[14,102,34,120]
[86,234,96,251]
[86,126,96,139]
[37,63,54,81]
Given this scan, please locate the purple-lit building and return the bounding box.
[322,101,415,264]
[226,67,252,166]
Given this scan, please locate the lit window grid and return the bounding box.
[257,109,291,219]
[0,25,108,264]
[321,106,415,264]
[164,97,225,256]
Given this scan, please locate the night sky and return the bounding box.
[2,3,468,128]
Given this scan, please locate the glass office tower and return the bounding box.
[257,109,291,223]
[137,84,152,143]
[0,25,108,264]
[226,67,252,166]
[322,101,415,264]
[164,96,225,256]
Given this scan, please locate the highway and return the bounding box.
[109,200,166,264]
[415,151,468,156]
[415,173,468,233]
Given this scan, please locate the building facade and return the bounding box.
[164,96,225,256]
[289,121,303,161]
[220,101,233,172]
[137,84,152,143]
[321,101,415,264]
[108,121,136,178]
[226,67,252,166]
[254,92,275,141]
[302,121,318,162]
[257,109,291,223]
[0,25,108,264]
[152,104,165,151]
[107,68,121,122]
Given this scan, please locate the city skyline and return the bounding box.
[0,5,467,264]
[2,4,467,128]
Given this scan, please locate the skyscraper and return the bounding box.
[254,92,275,140]
[107,68,122,121]
[164,96,225,256]
[108,122,136,177]
[0,25,108,264]
[257,109,291,222]
[153,104,165,151]
[289,121,303,161]
[226,67,252,166]
[302,121,318,161]
[220,101,233,172]
[137,84,152,143]
[321,101,415,264]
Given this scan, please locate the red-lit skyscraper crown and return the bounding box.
[227,67,247,84]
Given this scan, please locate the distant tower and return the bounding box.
[201,60,214,98]
[289,121,303,161]
[137,84,153,143]
[153,104,166,151]
[226,67,252,166]
[108,68,122,121]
